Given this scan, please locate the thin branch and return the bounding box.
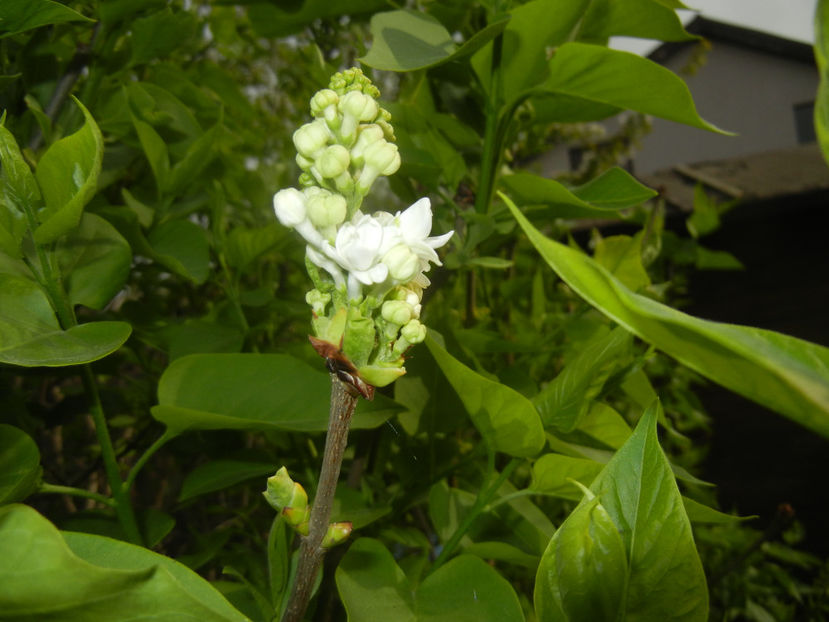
[281,374,359,622]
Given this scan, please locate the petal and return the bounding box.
[398,197,432,241]
[426,229,454,250]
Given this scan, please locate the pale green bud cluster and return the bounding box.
[263,467,352,547]
[292,68,399,208]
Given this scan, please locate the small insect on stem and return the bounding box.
[308,335,375,400]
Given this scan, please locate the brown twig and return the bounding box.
[281,374,359,622]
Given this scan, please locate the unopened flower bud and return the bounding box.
[310,89,338,117]
[307,191,347,228]
[263,467,309,513]
[356,141,400,194]
[306,289,331,316]
[296,153,314,172]
[293,120,330,158]
[339,91,380,143]
[350,125,385,166]
[273,188,306,227]
[383,243,420,282]
[401,319,427,344]
[316,145,350,179]
[381,300,413,325]
[322,521,352,548]
[283,507,310,535]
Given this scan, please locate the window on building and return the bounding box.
[793,101,816,144]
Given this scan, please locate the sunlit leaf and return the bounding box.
[505,193,829,438]
[0,122,39,257]
[538,43,729,134]
[360,10,509,71]
[576,0,696,44]
[33,98,103,244]
[0,274,131,367]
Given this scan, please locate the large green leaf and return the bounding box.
[504,193,829,438]
[472,0,591,99]
[56,213,131,310]
[33,98,103,244]
[336,537,524,622]
[0,504,249,621]
[0,123,39,257]
[0,274,131,367]
[816,0,829,166]
[537,43,728,133]
[0,425,41,504]
[534,403,707,621]
[576,0,696,44]
[360,10,508,72]
[425,334,544,457]
[0,0,93,38]
[501,167,656,220]
[590,402,707,620]
[151,353,399,433]
[149,219,210,284]
[531,454,603,501]
[533,327,632,432]
[534,496,627,621]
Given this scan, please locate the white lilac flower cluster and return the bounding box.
[273,68,453,389]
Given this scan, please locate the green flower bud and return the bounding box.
[322,522,353,548]
[381,300,413,325]
[356,141,400,194]
[339,91,379,123]
[316,144,350,179]
[382,243,420,282]
[263,467,309,514]
[310,89,338,117]
[358,364,405,388]
[296,153,314,172]
[293,120,330,158]
[350,125,385,166]
[307,191,347,228]
[283,506,310,535]
[305,289,331,316]
[401,319,427,344]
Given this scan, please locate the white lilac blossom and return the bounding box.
[271,67,453,389]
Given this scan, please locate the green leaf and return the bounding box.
[130,8,197,66]
[426,333,545,457]
[593,233,650,291]
[472,0,592,99]
[816,0,829,166]
[151,353,399,433]
[538,43,729,134]
[504,193,829,438]
[682,497,753,525]
[500,168,655,220]
[166,119,223,197]
[246,0,387,38]
[56,213,131,310]
[360,10,509,72]
[467,256,513,269]
[225,223,285,270]
[130,113,170,194]
[576,0,696,44]
[336,538,525,622]
[0,425,41,504]
[589,403,708,620]
[533,327,632,432]
[0,123,35,257]
[571,167,658,210]
[0,0,93,38]
[178,460,275,502]
[534,497,627,622]
[33,98,103,244]
[149,219,210,284]
[531,454,603,501]
[0,274,131,367]
[0,505,248,620]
